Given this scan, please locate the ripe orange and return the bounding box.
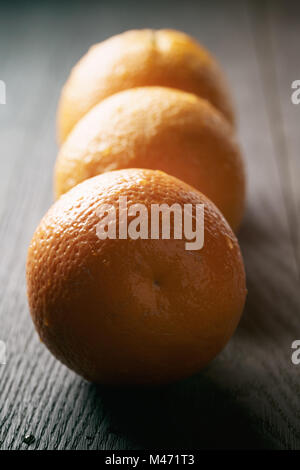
[27,169,246,386]
[57,29,235,143]
[55,87,245,232]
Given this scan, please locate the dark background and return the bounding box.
[0,0,300,450]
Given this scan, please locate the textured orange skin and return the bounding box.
[55,87,245,232]
[27,169,246,386]
[57,29,235,143]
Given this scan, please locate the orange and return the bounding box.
[55,87,245,232]
[27,168,246,386]
[57,29,235,143]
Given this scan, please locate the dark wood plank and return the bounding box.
[0,0,299,450]
[264,0,300,271]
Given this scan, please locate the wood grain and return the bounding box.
[266,0,300,272]
[0,0,299,450]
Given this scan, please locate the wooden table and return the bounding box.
[0,0,299,450]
